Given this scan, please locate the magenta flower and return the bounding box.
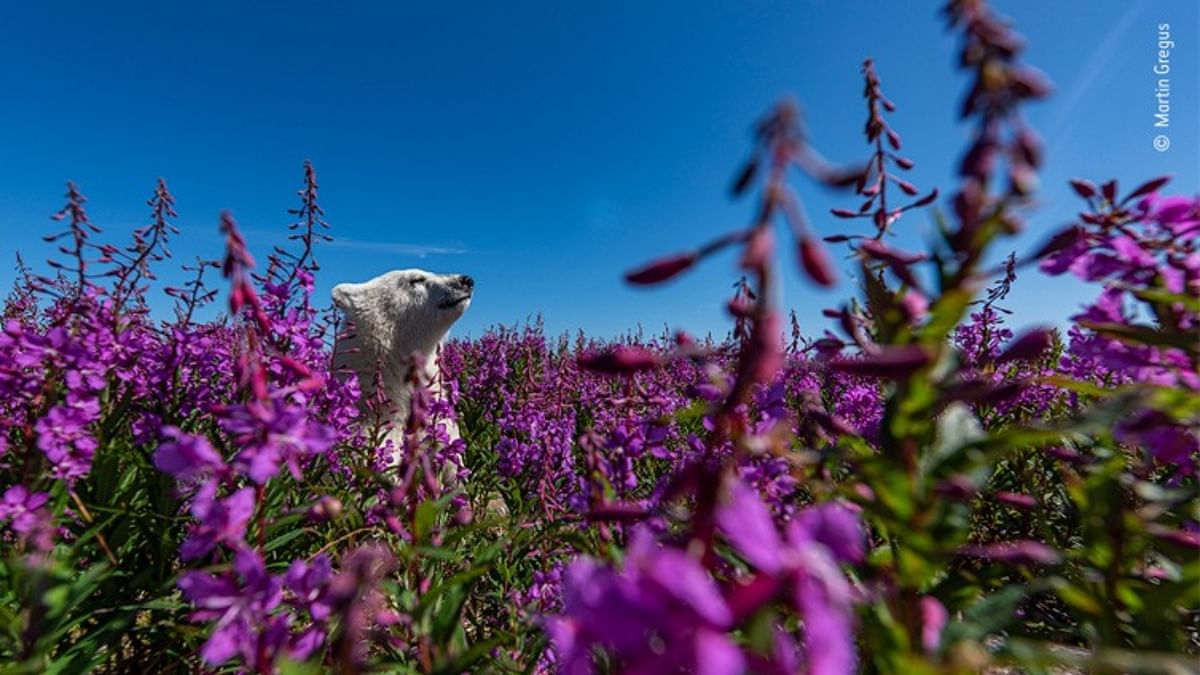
[1138,193,1199,238]
[153,426,227,480]
[995,328,1053,364]
[577,346,660,375]
[219,397,336,484]
[287,555,334,622]
[35,400,101,481]
[180,484,256,561]
[549,529,742,675]
[286,555,334,658]
[790,502,867,564]
[716,482,863,675]
[179,547,288,668]
[920,597,948,653]
[961,540,1062,566]
[0,485,51,536]
[828,345,931,379]
[995,491,1037,509]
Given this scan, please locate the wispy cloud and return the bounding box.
[323,237,469,258]
[241,229,470,258]
[1046,3,1143,156]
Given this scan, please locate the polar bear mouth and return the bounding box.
[438,294,472,310]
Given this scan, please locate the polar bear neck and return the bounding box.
[332,319,448,414]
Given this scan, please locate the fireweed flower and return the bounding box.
[286,554,334,658]
[35,399,101,481]
[548,528,743,675]
[180,483,256,562]
[0,485,51,537]
[715,482,863,675]
[218,395,336,484]
[828,344,932,380]
[920,597,948,654]
[153,426,228,480]
[1114,410,1199,478]
[323,545,398,668]
[178,547,290,668]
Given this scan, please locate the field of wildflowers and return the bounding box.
[0,1,1196,673]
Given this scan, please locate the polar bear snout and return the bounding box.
[436,273,474,310]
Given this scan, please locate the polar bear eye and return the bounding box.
[410,276,426,286]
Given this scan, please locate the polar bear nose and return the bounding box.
[454,275,474,291]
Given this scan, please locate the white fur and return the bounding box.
[331,268,473,452]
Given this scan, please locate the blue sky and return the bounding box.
[1,1,1196,341]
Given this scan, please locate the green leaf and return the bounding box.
[920,289,973,344]
[920,402,985,479]
[941,582,1038,645]
[265,526,309,552]
[1077,320,1199,356]
[435,635,511,675]
[1130,286,1200,313]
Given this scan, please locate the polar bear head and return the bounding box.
[331,269,473,400]
[332,268,473,358]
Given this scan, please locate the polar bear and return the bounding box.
[331,269,473,453]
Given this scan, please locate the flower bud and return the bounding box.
[996,328,1053,363]
[578,346,660,374]
[798,236,837,287]
[624,253,697,285]
[1123,175,1172,203]
[740,226,774,272]
[829,344,932,379]
[911,188,939,208]
[961,540,1061,566]
[995,491,1036,509]
[1068,178,1097,199]
[730,158,759,196]
[1101,179,1118,204]
[307,495,343,522]
[1009,67,1052,100]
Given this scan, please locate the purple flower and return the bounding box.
[1115,410,1199,477]
[715,482,863,675]
[179,547,287,668]
[995,491,1037,509]
[287,555,334,622]
[35,400,101,481]
[153,426,227,480]
[829,345,931,379]
[220,397,336,484]
[549,529,742,675]
[180,484,256,561]
[0,485,51,535]
[920,597,948,653]
[961,540,1062,566]
[286,555,334,658]
[995,328,1053,364]
[790,502,867,564]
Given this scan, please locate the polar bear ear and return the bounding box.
[331,283,356,312]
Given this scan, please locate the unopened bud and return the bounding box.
[307,495,343,522]
[625,253,698,285]
[798,236,837,287]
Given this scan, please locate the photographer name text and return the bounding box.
[1155,23,1172,127]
